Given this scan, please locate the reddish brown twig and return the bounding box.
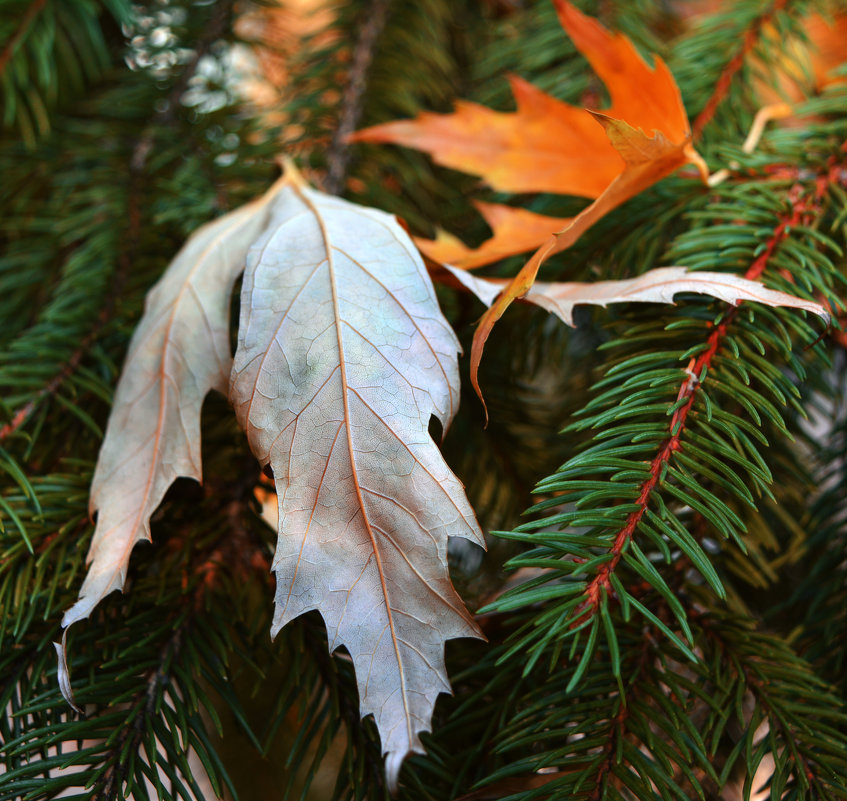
[0,0,47,77]
[324,0,392,195]
[692,0,789,140]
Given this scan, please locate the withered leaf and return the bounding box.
[466,118,710,413]
[61,166,484,788]
[414,202,571,271]
[353,1,712,411]
[355,1,707,274]
[229,181,484,790]
[351,72,621,197]
[62,174,290,631]
[446,263,829,327]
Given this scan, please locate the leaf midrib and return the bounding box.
[293,185,413,745]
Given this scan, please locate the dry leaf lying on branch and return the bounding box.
[61,173,291,631]
[229,182,484,790]
[57,0,832,768]
[59,166,483,790]
[352,0,709,413]
[59,161,827,784]
[444,264,830,327]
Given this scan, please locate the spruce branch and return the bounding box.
[324,0,393,195]
[4,2,847,800]
[0,0,47,78]
[478,609,720,801]
[485,130,847,692]
[0,165,137,447]
[694,611,847,799]
[0,0,242,448]
[570,154,845,631]
[584,633,654,801]
[49,502,269,800]
[691,0,790,140]
[0,0,131,142]
[91,628,185,801]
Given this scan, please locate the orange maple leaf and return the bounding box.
[471,114,706,417]
[353,1,709,416]
[352,72,622,197]
[352,2,699,200]
[414,202,571,270]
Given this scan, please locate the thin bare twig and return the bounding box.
[0,0,47,77]
[323,0,392,195]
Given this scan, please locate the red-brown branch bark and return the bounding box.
[692,0,789,140]
[0,0,47,77]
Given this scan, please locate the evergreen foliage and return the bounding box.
[2,0,847,799]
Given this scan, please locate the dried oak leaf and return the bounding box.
[229,181,484,789]
[445,263,829,327]
[61,168,483,790]
[62,173,291,632]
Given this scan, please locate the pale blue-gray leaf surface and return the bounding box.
[230,183,484,790]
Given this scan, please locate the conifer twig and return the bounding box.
[0,188,137,447]
[587,635,653,800]
[0,0,47,78]
[93,631,179,800]
[0,2,237,447]
[692,0,789,140]
[571,154,847,628]
[73,501,269,797]
[324,0,392,195]
[694,612,829,796]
